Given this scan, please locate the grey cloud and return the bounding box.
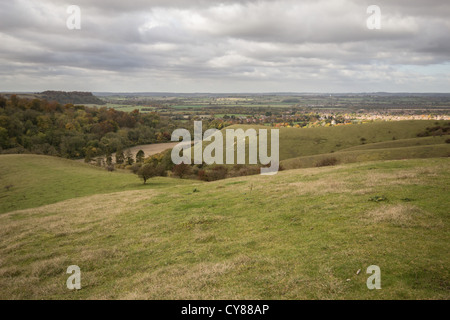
[0,0,449,92]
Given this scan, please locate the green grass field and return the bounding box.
[0,155,196,214]
[170,105,209,109]
[282,143,450,170]
[224,120,449,161]
[340,136,449,151]
[0,154,449,299]
[213,114,252,118]
[80,104,155,113]
[193,120,449,168]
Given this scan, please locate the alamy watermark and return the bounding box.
[367,5,381,30]
[366,265,381,290]
[66,5,81,30]
[66,265,81,290]
[66,5,381,31]
[171,121,280,175]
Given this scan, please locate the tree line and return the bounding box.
[128,149,279,184]
[0,95,189,158]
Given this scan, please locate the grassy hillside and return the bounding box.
[282,144,450,169]
[198,121,449,169]
[0,155,197,214]
[340,136,449,152]
[224,120,449,161]
[0,155,449,299]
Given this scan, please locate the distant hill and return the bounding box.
[209,120,450,162]
[39,91,106,105]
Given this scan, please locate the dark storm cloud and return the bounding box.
[0,0,449,92]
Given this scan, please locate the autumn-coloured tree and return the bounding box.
[172,163,192,179]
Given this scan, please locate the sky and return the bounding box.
[0,0,449,93]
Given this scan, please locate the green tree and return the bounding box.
[115,148,125,164]
[84,152,92,163]
[138,163,157,184]
[136,149,145,163]
[125,150,134,165]
[0,95,6,108]
[0,127,9,149]
[10,95,18,107]
[106,152,113,165]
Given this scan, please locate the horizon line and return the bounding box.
[2,91,450,95]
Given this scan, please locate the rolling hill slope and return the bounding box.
[194,121,449,169]
[0,155,449,299]
[224,120,449,160]
[340,136,449,151]
[282,143,450,169]
[0,155,197,214]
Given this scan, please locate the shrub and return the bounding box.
[315,157,339,167]
[417,125,450,137]
[197,165,230,181]
[125,150,134,165]
[208,165,228,181]
[106,154,113,165]
[172,163,192,179]
[130,163,141,174]
[238,166,261,176]
[145,149,174,171]
[155,164,167,177]
[197,169,207,181]
[115,149,125,164]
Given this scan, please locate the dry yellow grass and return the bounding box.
[0,190,159,299]
[363,204,444,229]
